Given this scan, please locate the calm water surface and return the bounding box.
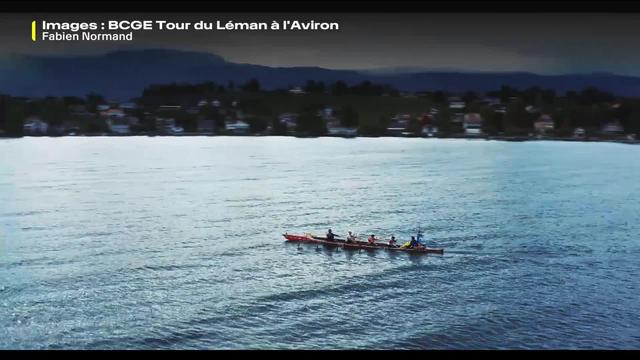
[0,137,639,349]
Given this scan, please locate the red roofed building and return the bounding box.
[463,113,483,135]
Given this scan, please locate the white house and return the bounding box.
[534,114,554,135]
[23,116,48,135]
[327,127,358,137]
[155,117,183,134]
[422,125,438,137]
[601,120,625,135]
[108,117,131,134]
[120,102,137,110]
[525,105,540,114]
[387,114,411,136]
[289,87,305,95]
[463,113,483,135]
[226,120,250,134]
[278,113,299,131]
[448,97,466,111]
[449,101,466,110]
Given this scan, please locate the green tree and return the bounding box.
[480,106,500,135]
[86,93,105,113]
[503,101,530,134]
[40,98,68,126]
[340,105,359,127]
[434,107,453,135]
[3,101,26,136]
[200,105,225,129]
[303,80,326,94]
[270,117,288,135]
[330,81,349,96]
[247,117,269,133]
[241,79,261,93]
[296,106,326,136]
[359,116,389,136]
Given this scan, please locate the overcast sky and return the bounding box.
[1,13,640,75]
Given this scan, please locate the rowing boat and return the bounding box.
[283,233,444,254]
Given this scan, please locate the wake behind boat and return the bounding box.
[283,233,444,254]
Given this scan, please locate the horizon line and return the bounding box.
[1,48,632,78]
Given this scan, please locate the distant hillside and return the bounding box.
[1,49,640,99]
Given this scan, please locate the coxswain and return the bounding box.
[409,236,418,248]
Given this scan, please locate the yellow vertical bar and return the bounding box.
[32,21,36,41]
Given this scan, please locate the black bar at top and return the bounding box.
[2,1,639,13]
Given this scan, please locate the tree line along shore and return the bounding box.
[1,79,639,143]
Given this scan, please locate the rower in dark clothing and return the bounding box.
[409,236,418,248]
[326,229,336,241]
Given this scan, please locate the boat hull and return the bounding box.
[283,233,444,254]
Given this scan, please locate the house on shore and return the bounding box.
[448,97,466,111]
[601,120,625,136]
[525,105,540,114]
[120,102,138,111]
[100,108,126,119]
[387,114,411,136]
[155,117,183,134]
[23,116,49,135]
[463,113,483,135]
[419,113,438,137]
[573,127,586,139]
[278,113,299,133]
[534,114,555,135]
[108,117,131,134]
[225,120,250,135]
[327,126,358,137]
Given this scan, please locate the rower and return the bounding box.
[409,236,418,248]
[400,236,417,249]
[346,231,356,243]
[326,229,336,241]
[388,236,397,247]
[368,234,377,245]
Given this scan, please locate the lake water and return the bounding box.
[1,137,639,349]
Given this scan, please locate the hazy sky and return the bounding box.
[2,13,640,75]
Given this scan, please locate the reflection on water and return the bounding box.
[0,137,639,349]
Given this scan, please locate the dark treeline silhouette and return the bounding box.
[2,81,640,137]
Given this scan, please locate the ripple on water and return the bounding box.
[1,137,640,349]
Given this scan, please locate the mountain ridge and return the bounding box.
[1,49,639,100]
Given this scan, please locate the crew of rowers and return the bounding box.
[326,229,426,248]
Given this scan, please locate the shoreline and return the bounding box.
[2,133,638,145]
